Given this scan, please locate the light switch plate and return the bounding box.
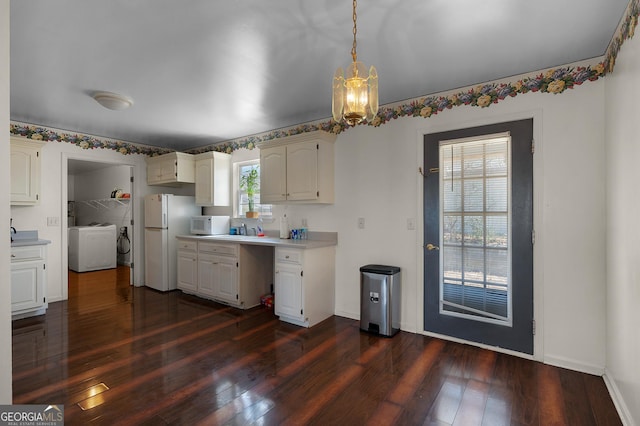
[47,217,60,227]
[358,217,365,229]
[407,218,416,230]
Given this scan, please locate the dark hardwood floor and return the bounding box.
[12,266,621,425]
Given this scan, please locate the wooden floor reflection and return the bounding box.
[12,267,621,425]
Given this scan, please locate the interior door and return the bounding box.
[424,119,534,354]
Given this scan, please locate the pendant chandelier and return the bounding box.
[332,0,378,126]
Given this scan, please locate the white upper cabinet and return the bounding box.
[194,151,231,206]
[146,152,195,185]
[258,131,336,204]
[260,145,287,203]
[10,136,45,206]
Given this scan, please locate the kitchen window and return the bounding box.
[235,160,272,218]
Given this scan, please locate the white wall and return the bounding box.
[72,165,132,202]
[10,145,142,301]
[6,72,612,409]
[604,28,640,426]
[0,0,12,404]
[8,141,200,301]
[71,165,133,264]
[239,76,607,374]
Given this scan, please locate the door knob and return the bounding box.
[425,243,440,251]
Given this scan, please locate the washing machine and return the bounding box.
[68,224,117,272]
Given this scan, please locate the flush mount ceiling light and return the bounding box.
[332,0,378,126]
[92,91,133,111]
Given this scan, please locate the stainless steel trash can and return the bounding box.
[360,264,401,337]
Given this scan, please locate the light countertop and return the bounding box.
[11,230,51,247]
[176,232,337,249]
[11,239,51,247]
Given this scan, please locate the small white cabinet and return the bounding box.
[10,136,45,206]
[274,246,335,328]
[258,131,336,204]
[194,151,231,206]
[146,152,195,185]
[11,244,48,319]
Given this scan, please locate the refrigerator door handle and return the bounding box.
[163,213,167,228]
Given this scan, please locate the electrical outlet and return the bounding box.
[301,218,308,227]
[407,218,416,230]
[358,217,365,229]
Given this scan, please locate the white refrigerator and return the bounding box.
[144,194,200,291]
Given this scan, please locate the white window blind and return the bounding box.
[439,133,512,326]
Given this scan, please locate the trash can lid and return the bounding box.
[360,264,401,274]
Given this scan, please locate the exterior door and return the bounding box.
[424,119,534,354]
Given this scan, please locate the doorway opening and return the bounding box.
[62,156,135,301]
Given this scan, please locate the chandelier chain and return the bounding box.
[351,0,358,62]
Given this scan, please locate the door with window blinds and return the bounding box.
[423,119,534,354]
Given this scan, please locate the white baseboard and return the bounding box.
[543,354,604,376]
[603,369,635,426]
[334,309,358,321]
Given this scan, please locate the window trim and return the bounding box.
[233,159,272,218]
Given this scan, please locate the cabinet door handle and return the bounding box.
[11,254,15,258]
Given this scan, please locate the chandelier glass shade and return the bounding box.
[332,0,378,126]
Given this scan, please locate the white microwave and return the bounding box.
[190,216,230,235]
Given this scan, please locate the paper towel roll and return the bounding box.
[279,216,289,239]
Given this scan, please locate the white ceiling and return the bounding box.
[10,1,630,151]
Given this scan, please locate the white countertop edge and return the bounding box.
[11,239,52,247]
[176,234,337,249]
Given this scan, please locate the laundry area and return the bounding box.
[67,160,133,273]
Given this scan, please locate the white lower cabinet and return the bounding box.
[11,244,48,319]
[177,240,198,293]
[177,238,272,309]
[274,246,335,328]
[176,237,335,324]
[274,263,303,321]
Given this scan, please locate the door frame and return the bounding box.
[61,153,137,301]
[414,110,545,360]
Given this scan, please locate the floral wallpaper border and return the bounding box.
[9,122,172,156]
[10,0,639,156]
